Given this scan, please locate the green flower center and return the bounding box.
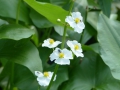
[59,53,64,58]
[44,72,49,77]
[49,39,54,44]
[74,45,79,50]
[74,18,80,24]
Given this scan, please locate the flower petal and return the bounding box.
[71,12,81,18]
[55,58,70,65]
[48,72,56,81]
[74,26,83,33]
[37,77,50,86]
[50,48,60,61]
[52,41,61,47]
[62,48,73,59]
[35,71,43,77]
[65,16,75,28]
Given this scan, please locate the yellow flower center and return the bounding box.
[49,39,54,44]
[74,45,79,50]
[59,53,64,58]
[43,72,49,77]
[74,18,80,24]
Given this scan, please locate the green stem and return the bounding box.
[10,62,14,90]
[46,1,74,90]
[61,24,67,49]
[79,7,88,43]
[46,64,59,90]
[16,0,21,24]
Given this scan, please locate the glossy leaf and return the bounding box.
[0,24,35,40]
[30,9,53,28]
[98,0,111,17]
[61,51,120,90]
[0,0,29,23]
[0,61,38,90]
[0,39,43,73]
[97,13,120,80]
[24,0,68,25]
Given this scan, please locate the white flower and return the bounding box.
[50,48,73,65]
[67,40,84,57]
[35,71,56,86]
[65,12,85,33]
[42,38,61,48]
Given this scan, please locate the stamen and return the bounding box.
[44,72,49,77]
[49,39,54,44]
[74,45,79,50]
[74,18,80,24]
[59,53,64,58]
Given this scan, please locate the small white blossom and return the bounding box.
[50,48,73,65]
[42,38,61,48]
[35,71,56,86]
[67,40,84,57]
[65,12,85,33]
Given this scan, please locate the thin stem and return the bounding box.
[46,64,59,90]
[79,7,88,43]
[10,62,14,90]
[61,24,67,49]
[16,0,21,24]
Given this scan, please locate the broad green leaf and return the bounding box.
[30,9,53,28]
[98,0,111,17]
[0,24,35,40]
[14,64,38,90]
[61,51,120,90]
[0,0,29,23]
[97,13,120,80]
[0,61,38,90]
[0,39,42,73]
[24,0,68,25]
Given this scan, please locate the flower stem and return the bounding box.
[79,6,88,43]
[46,64,59,90]
[46,1,74,90]
[61,24,67,49]
[16,0,21,24]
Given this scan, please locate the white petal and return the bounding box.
[72,12,81,18]
[62,49,73,59]
[77,22,85,29]
[72,50,84,57]
[67,40,74,48]
[65,16,75,28]
[37,77,50,86]
[49,48,60,61]
[35,71,43,77]
[42,39,49,47]
[55,59,70,65]
[52,41,61,47]
[47,72,56,81]
[74,26,83,33]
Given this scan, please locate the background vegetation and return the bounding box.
[0,0,120,90]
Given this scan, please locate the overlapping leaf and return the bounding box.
[97,13,120,80]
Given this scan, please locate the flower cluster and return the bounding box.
[35,12,85,87]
